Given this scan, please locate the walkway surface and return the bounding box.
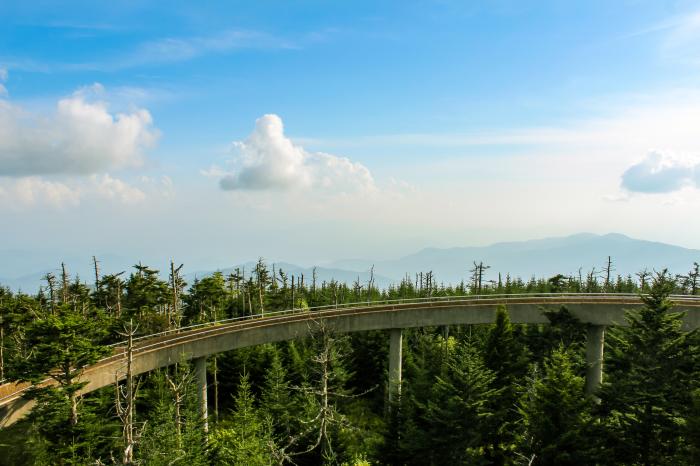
[2,293,700,427]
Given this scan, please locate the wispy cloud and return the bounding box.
[0,67,7,96]
[300,89,700,153]
[69,29,296,71]
[628,9,700,64]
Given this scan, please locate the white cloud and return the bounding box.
[71,29,295,71]
[0,67,7,97]
[0,84,159,176]
[621,151,699,193]
[0,177,81,207]
[218,114,375,193]
[139,174,176,198]
[0,173,174,208]
[660,10,700,63]
[91,174,146,204]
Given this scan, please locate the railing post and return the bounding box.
[388,328,403,407]
[585,325,605,397]
[193,356,208,434]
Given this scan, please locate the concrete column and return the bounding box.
[388,328,403,405]
[193,356,208,433]
[585,325,605,396]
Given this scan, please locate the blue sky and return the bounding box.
[1,1,700,275]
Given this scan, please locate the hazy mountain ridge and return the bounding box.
[184,261,396,291]
[327,233,700,285]
[2,233,699,291]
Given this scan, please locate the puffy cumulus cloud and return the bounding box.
[218,114,375,193]
[621,151,699,193]
[0,84,159,176]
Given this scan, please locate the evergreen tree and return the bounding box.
[483,306,530,463]
[683,388,700,464]
[517,347,594,466]
[262,350,297,440]
[16,306,111,464]
[599,270,699,465]
[210,373,274,465]
[138,366,208,465]
[420,341,497,465]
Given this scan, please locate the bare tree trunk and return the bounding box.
[61,262,69,304]
[116,278,122,319]
[165,365,193,452]
[169,261,183,329]
[69,391,79,426]
[115,320,140,464]
[603,256,614,291]
[45,273,57,314]
[0,325,4,382]
[93,256,101,294]
[291,275,295,310]
[213,355,219,421]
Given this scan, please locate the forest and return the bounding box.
[0,258,699,465]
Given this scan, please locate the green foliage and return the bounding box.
[517,346,594,465]
[210,373,274,465]
[12,305,111,464]
[138,366,208,465]
[399,340,496,465]
[599,270,699,465]
[483,306,530,462]
[2,260,700,465]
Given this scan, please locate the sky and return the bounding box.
[2,0,700,275]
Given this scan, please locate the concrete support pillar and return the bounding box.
[388,328,403,405]
[585,325,605,396]
[193,356,208,433]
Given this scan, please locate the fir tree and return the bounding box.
[210,372,274,465]
[421,341,497,465]
[599,270,699,465]
[483,306,530,462]
[517,346,594,466]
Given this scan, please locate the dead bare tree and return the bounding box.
[93,256,101,295]
[114,320,143,465]
[212,355,219,422]
[602,256,615,291]
[270,319,375,465]
[680,262,700,295]
[169,261,184,329]
[0,293,4,382]
[44,272,57,315]
[470,261,491,294]
[165,363,195,452]
[61,262,69,304]
[636,269,650,292]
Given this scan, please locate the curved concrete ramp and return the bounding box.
[2,294,700,427]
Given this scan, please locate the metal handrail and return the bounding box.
[3,292,700,406]
[110,292,700,347]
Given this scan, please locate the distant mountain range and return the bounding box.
[327,233,700,285]
[2,233,699,292]
[183,262,396,291]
